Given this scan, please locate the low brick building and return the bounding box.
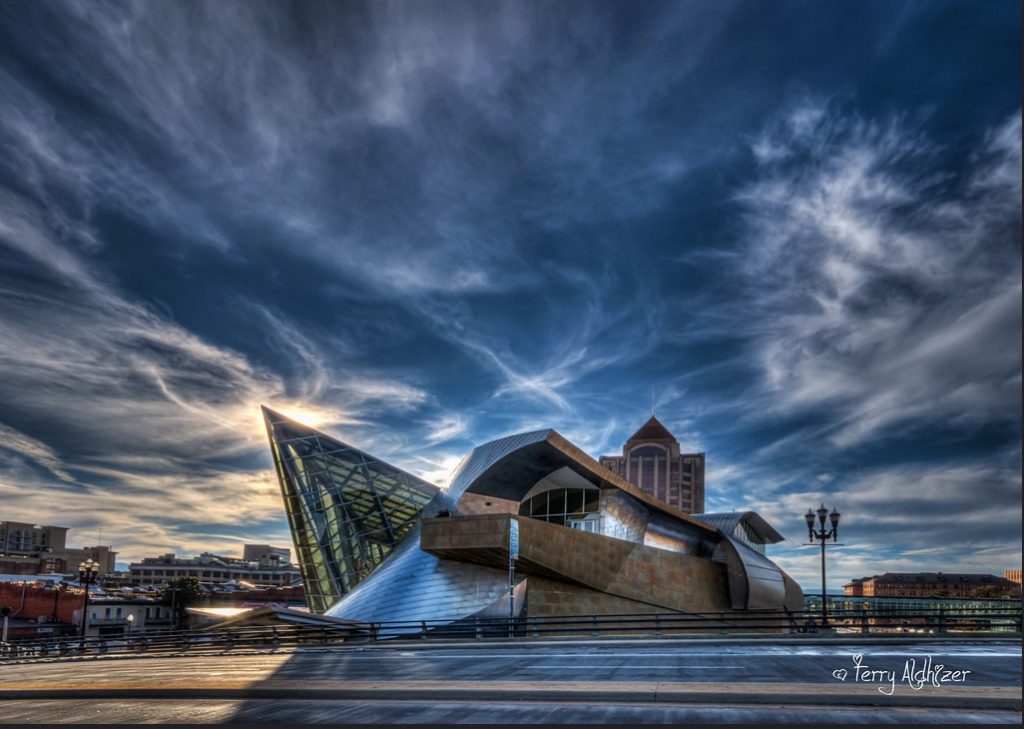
[128,547,300,588]
[843,572,1019,599]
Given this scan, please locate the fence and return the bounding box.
[1,602,1020,663]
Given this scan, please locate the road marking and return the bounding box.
[338,650,1022,659]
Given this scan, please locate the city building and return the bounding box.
[0,580,172,640]
[243,544,291,563]
[127,547,301,587]
[0,521,68,554]
[1005,569,1021,587]
[0,520,116,575]
[598,416,705,513]
[843,573,1019,599]
[76,598,175,639]
[263,407,801,628]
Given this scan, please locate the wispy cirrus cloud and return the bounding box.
[0,0,1018,581]
[0,422,74,484]
[0,190,432,559]
[735,104,1021,447]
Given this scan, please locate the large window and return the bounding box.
[519,488,599,527]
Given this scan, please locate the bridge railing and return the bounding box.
[1,604,1019,662]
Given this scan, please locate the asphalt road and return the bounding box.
[0,699,1020,725]
[6,640,1020,686]
[0,639,1019,724]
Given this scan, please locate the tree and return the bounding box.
[160,577,204,630]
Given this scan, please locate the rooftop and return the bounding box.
[625,415,677,443]
[860,572,1014,585]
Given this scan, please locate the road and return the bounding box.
[0,639,1019,723]
[0,699,1020,724]
[6,640,1020,685]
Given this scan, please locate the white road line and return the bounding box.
[375,651,1021,659]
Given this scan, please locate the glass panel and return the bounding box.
[264,410,439,613]
[521,488,600,523]
[567,489,584,516]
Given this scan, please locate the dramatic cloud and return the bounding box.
[0,1,1018,585]
[738,104,1021,447]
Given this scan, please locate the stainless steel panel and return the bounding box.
[324,524,511,632]
[692,511,784,544]
[323,431,552,628]
[642,512,706,555]
[711,534,787,610]
[448,430,552,503]
[599,489,649,543]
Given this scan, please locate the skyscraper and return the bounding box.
[599,415,705,514]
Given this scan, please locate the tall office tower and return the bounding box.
[598,416,705,514]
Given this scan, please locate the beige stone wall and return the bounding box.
[524,575,733,636]
[517,516,733,614]
[526,574,672,616]
[422,514,733,613]
[454,491,520,516]
[422,515,790,633]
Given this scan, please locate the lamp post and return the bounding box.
[804,504,840,627]
[78,558,99,645]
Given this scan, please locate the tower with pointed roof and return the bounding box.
[598,415,705,513]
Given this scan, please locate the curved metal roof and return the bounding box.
[691,511,784,544]
[452,430,720,535]
[712,534,788,611]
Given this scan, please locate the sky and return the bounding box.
[0,0,1019,589]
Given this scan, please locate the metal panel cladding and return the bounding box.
[322,430,553,627]
[262,407,438,613]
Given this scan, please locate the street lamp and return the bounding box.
[78,558,100,645]
[804,504,841,627]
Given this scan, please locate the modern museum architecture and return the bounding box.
[263,407,802,626]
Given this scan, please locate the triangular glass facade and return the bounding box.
[262,407,438,613]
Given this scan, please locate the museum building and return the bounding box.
[262,407,802,628]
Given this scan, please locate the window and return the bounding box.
[519,488,599,528]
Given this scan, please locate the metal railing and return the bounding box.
[1,605,1019,663]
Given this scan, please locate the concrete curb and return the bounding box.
[1,684,1019,711]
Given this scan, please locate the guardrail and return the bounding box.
[1,606,1020,662]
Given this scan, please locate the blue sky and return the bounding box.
[0,1,1019,588]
